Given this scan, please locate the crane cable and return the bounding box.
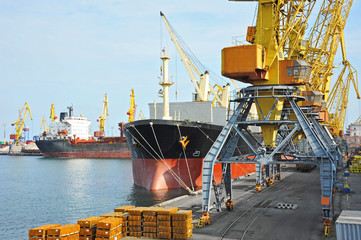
[165,16,229,87]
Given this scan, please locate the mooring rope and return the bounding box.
[129,126,194,194]
[176,124,195,192]
[149,122,165,160]
[196,125,215,143]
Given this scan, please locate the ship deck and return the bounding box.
[145,165,360,240]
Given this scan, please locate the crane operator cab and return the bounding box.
[279,59,311,85]
[221,44,311,85]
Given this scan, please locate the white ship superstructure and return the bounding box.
[49,117,91,140]
[46,107,91,140]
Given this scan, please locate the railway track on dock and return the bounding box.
[214,170,304,240]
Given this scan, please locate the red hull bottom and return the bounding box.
[132,158,255,190]
[43,150,131,158]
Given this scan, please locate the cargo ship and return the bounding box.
[36,107,130,158]
[124,33,260,190]
[124,119,259,190]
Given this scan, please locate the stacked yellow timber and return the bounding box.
[142,207,162,238]
[95,217,122,240]
[156,207,178,239]
[118,213,129,237]
[46,225,80,240]
[127,207,146,237]
[101,211,129,237]
[350,156,361,173]
[114,206,133,237]
[78,216,104,240]
[172,210,193,239]
[100,212,126,219]
[113,206,135,213]
[29,224,61,240]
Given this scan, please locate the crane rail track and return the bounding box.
[217,170,304,240]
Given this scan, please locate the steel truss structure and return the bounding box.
[201,85,342,232]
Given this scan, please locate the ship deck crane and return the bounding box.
[40,116,49,133]
[98,94,109,133]
[50,103,57,122]
[138,110,145,120]
[127,89,136,122]
[11,102,33,145]
[161,12,230,109]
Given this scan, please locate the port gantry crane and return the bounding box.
[160,12,231,109]
[11,102,33,145]
[199,0,357,235]
[305,0,360,136]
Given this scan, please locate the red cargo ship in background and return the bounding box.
[36,106,130,158]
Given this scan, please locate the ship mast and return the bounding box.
[159,49,174,120]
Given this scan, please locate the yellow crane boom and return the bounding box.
[11,102,33,145]
[98,94,109,133]
[138,110,145,120]
[305,0,359,135]
[306,0,354,101]
[161,11,230,108]
[127,89,136,122]
[50,103,57,121]
[229,0,359,136]
[40,116,49,133]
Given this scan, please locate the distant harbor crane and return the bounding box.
[11,102,33,145]
[95,94,109,138]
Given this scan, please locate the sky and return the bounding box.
[1,0,361,140]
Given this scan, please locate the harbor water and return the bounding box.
[0,155,188,239]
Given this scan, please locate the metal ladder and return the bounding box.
[311,117,342,166]
[289,100,327,157]
[202,98,251,212]
[289,99,335,220]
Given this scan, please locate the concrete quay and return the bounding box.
[155,166,361,240]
